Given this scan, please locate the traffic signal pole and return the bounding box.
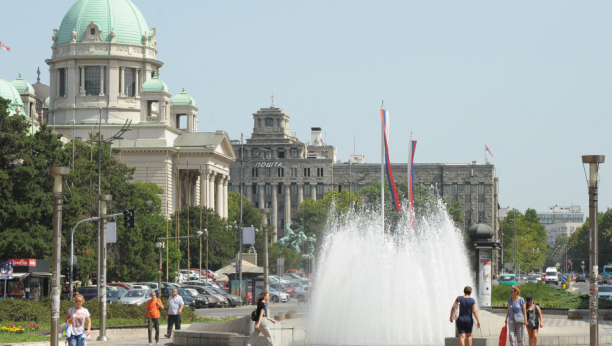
[97,195,112,341]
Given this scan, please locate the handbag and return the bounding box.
[499,323,507,346]
[452,296,461,320]
[514,315,525,324]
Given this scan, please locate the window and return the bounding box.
[304,184,311,196]
[278,148,285,158]
[465,184,471,195]
[478,184,484,195]
[252,168,258,177]
[265,202,271,208]
[243,149,249,159]
[290,168,297,177]
[465,202,471,211]
[291,201,298,212]
[278,202,284,211]
[291,184,297,195]
[252,185,259,195]
[243,184,248,195]
[317,168,324,177]
[254,202,259,208]
[451,183,457,195]
[265,149,272,159]
[304,168,311,177]
[291,148,298,159]
[91,28,95,35]
[278,184,284,195]
[228,184,233,192]
[278,219,284,229]
[242,168,247,177]
[265,118,273,127]
[478,202,484,212]
[124,68,137,97]
[59,69,67,97]
[253,149,260,158]
[84,66,104,96]
[265,184,272,195]
[265,168,271,177]
[278,168,284,177]
[316,184,324,195]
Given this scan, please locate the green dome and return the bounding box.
[57,0,150,46]
[11,74,35,95]
[172,88,196,107]
[142,72,169,93]
[45,97,50,107]
[0,75,25,116]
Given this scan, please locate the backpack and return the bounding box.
[251,309,258,321]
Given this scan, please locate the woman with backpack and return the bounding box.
[248,291,277,346]
[449,286,481,346]
[525,296,543,346]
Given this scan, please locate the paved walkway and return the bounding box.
[87,338,172,345]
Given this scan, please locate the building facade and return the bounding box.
[229,106,499,240]
[545,222,583,246]
[538,205,584,225]
[39,0,235,217]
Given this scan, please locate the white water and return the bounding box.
[309,201,475,345]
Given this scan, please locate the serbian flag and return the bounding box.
[381,109,401,212]
[486,145,493,157]
[408,138,417,226]
[0,41,10,52]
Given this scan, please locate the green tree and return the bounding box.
[500,209,547,272]
[568,208,612,270]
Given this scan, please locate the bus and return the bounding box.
[603,265,612,277]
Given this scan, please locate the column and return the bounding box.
[208,172,216,212]
[284,186,291,231]
[80,66,85,95]
[271,185,278,242]
[297,183,304,206]
[258,183,265,210]
[216,175,224,218]
[246,182,252,202]
[99,66,104,96]
[120,67,125,96]
[311,183,317,201]
[135,69,140,96]
[56,69,60,97]
[223,176,229,219]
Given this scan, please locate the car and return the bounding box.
[291,285,310,303]
[119,289,152,306]
[106,290,124,303]
[159,287,196,310]
[182,280,220,289]
[207,287,242,307]
[215,281,229,290]
[285,269,299,275]
[599,285,612,300]
[108,283,133,290]
[526,276,538,284]
[76,286,99,301]
[268,287,289,303]
[181,287,211,309]
[131,284,151,290]
[189,268,216,280]
[499,274,518,286]
[576,274,587,283]
[201,287,229,307]
[135,282,158,290]
[182,285,223,308]
[598,275,604,285]
[282,283,296,296]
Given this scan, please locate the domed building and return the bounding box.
[44,0,235,218]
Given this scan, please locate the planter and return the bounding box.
[568,315,584,320]
[274,315,286,321]
[285,313,299,319]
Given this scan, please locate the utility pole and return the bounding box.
[263,220,269,293]
[49,167,70,346]
[97,195,111,341]
[583,155,604,346]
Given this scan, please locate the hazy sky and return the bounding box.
[1,1,611,215]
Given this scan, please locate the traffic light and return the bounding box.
[302,258,310,273]
[73,266,81,282]
[61,266,70,280]
[123,209,135,228]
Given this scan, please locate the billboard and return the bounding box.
[0,261,13,279]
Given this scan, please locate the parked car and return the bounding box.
[181,287,211,309]
[201,287,229,307]
[599,275,604,285]
[208,287,242,307]
[108,283,133,290]
[182,285,223,308]
[285,269,299,275]
[599,285,612,300]
[188,268,215,280]
[159,287,196,310]
[106,290,125,303]
[131,284,151,290]
[291,285,310,303]
[182,280,220,289]
[76,286,98,301]
[119,289,152,306]
[135,283,158,291]
[268,287,289,303]
[215,281,229,290]
[282,283,296,296]
[499,274,518,286]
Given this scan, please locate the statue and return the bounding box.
[303,234,316,259]
[247,245,256,254]
[277,221,297,249]
[290,230,307,253]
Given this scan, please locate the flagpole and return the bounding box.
[381,102,385,235]
[485,143,487,163]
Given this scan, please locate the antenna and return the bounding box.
[381,100,384,110]
[271,88,274,108]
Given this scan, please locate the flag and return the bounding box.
[408,138,417,226]
[0,41,10,52]
[321,138,325,151]
[381,109,401,212]
[486,145,493,157]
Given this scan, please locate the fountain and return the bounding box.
[309,201,476,346]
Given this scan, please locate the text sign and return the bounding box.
[243,227,255,245]
[9,259,36,267]
[254,162,282,168]
[0,261,13,279]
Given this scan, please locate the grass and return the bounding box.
[492,282,612,309]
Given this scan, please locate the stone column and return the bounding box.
[208,172,216,212]
[99,66,104,96]
[216,175,223,217]
[223,176,229,219]
[135,69,140,96]
[311,183,317,201]
[80,66,85,96]
[297,183,304,206]
[120,67,125,96]
[271,184,278,242]
[284,185,291,232]
[56,69,60,97]
[258,183,265,210]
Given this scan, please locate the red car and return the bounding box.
[108,283,132,290]
[282,283,295,296]
[285,269,299,275]
[189,268,215,280]
[215,281,229,289]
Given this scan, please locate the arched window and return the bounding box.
[91,28,96,35]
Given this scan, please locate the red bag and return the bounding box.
[499,323,507,346]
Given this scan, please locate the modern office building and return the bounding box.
[545,222,583,246]
[538,205,584,225]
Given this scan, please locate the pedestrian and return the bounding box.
[62,284,67,291]
[525,296,543,346]
[449,286,481,346]
[145,291,164,345]
[505,286,527,346]
[164,288,183,339]
[65,294,91,346]
[247,291,277,346]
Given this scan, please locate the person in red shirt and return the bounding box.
[145,291,164,345]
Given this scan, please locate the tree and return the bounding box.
[568,208,612,270]
[500,209,547,272]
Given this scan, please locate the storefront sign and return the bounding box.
[9,259,36,267]
[0,261,13,279]
[254,162,282,168]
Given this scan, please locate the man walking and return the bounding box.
[165,288,184,339]
[145,291,164,345]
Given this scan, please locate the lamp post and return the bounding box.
[582,155,605,346]
[48,167,70,346]
[97,194,112,341]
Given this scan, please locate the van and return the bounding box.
[545,267,559,285]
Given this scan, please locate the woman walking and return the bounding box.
[525,296,543,346]
[449,286,481,346]
[505,286,527,346]
[65,294,91,346]
[247,291,277,346]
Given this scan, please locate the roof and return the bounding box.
[56,0,150,46]
[10,74,35,95]
[216,260,262,275]
[0,75,25,116]
[142,72,168,93]
[45,97,50,107]
[173,132,225,148]
[172,88,196,107]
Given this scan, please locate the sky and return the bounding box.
[1,1,611,215]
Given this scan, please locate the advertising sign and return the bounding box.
[0,261,13,279]
[230,279,247,299]
[243,227,255,245]
[479,250,492,307]
[9,259,36,267]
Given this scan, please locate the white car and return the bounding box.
[131,284,151,290]
[205,269,220,279]
[599,285,612,300]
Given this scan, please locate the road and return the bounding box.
[194,298,310,319]
[569,280,589,294]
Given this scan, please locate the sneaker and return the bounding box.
[164,334,170,338]
[149,343,152,345]
[156,342,160,345]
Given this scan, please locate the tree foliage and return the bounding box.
[568,208,612,270]
[500,209,547,272]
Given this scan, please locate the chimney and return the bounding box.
[311,127,322,146]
